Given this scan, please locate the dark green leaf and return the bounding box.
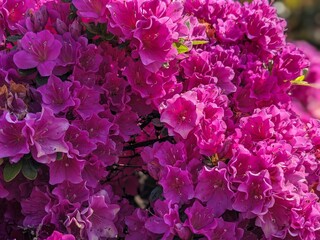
[102,33,115,41]
[3,161,22,182]
[149,185,163,202]
[118,41,130,49]
[18,68,37,77]
[6,35,23,43]
[56,152,64,161]
[22,158,38,180]
[36,75,49,87]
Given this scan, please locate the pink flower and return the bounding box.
[160,92,202,139]
[46,231,76,240]
[2,0,33,30]
[133,16,177,72]
[107,0,141,40]
[72,0,109,23]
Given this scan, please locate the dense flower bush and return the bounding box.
[0,0,319,239]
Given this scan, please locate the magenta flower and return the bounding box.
[240,111,275,142]
[64,210,88,240]
[0,113,29,162]
[123,60,166,100]
[26,107,69,164]
[92,140,119,167]
[159,166,194,204]
[65,125,97,157]
[52,181,89,207]
[256,195,295,239]
[37,75,75,113]
[195,166,234,217]
[155,141,187,167]
[233,170,274,216]
[85,195,120,239]
[13,30,62,76]
[185,200,217,234]
[125,209,152,239]
[82,158,108,188]
[103,72,129,111]
[77,44,103,73]
[21,187,52,227]
[49,154,85,185]
[73,114,112,144]
[54,33,81,75]
[73,85,104,119]
[114,109,140,142]
[205,218,244,240]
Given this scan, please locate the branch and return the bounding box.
[123,136,175,151]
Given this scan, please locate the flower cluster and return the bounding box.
[0,0,319,239]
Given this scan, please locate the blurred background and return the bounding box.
[275,0,320,47]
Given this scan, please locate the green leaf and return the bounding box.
[3,161,22,182]
[185,20,191,29]
[173,42,189,54]
[22,159,38,180]
[192,40,209,45]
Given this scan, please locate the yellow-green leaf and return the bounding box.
[192,40,209,45]
[290,75,309,86]
[173,42,189,54]
[3,161,22,182]
[289,75,320,89]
